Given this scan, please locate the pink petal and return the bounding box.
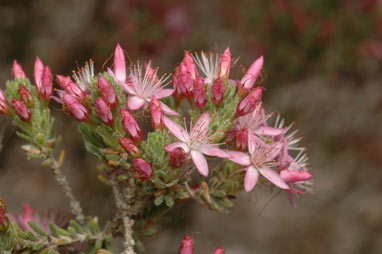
[259,167,290,189]
[280,169,312,183]
[200,145,230,158]
[240,56,263,90]
[127,96,145,110]
[191,150,209,176]
[114,44,126,83]
[34,57,44,86]
[248,131,259,155]
[163,116,189,142]
[165,142,190,153]
[155,88,174,99]
[160,102,180,116]
[192,111,210,137]
[267,142,283,160]
[226,151,251,166]
[254,126,284,136]
[244,166,259,192]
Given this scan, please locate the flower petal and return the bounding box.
[127,96,145,111]
[248,131,259,155]
[200,145,230,158]
[192,111,210,137]
[259,167,290,189]
[280,169,312,183]
[155,89,174,99]
[191,150,209,176]
[160,102,180,116]
[244,166,259,192]
[165,142,190,153]
[114,44,126,83]
[254,126,284,136]
[226,151,251,166]
[163,116,189,142]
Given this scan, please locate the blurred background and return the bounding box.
[0,0,381,253]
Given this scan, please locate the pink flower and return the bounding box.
[12,98,31,122]
[180,235,194,254]
[169,147,186,168]
[280,169,312,207]
[133,158,153,181]
[213,247,225,254]
[18,85,34,107]
[95,98,114,126]
[12,60,26,79]
[163,112,229,176]
[120,107,142,142]
[119,137,140,157]
[218,47,231,79]
[211,77,225,106]
[17,203,33,231]
[236,87,263,116]
[62,94,89,122]
[239,56,263,91]
[150,96,163,130]
[56,75,86,101]
[40,65,53,102]
[227,132,289,192]
[193,76,207,110]
[0,89,10,115]
[98,76,118,108]
[34,57,44,89]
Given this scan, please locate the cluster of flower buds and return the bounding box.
[179,235,225,254]
[0,197,8,232]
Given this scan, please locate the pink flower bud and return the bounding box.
[236,87,263,116]
[0,197,8,232]
[119,137,140,157]
[34,57,44,88]
[56,75,86,101]
[239,56,263,91]
[150,96,163,130]
[0,89,10,115]
[211,77,225,106]
[12,60,26,79]
[114,43,126,83]
[40,65,53,101]
[213,247,225,254]
[133,158,153,181]
[180,235,194,254]
[193,77,206,110]
[219,47,231,79]
[183,51,198,80]
[12,98,31,122]
[169,147,186,168]
[173,63,193,98]
[18,85,34,107]
[63,94,89,122]
[96,98,114,126]
[120,107,142,142]
[98,76,118,108]
[236,128,248,150]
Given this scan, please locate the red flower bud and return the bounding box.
[0,89,10,115]
[236,87,263,116]
[56,75,86,101]
[211,77,225,106]
[34,57,44,87]
[193,77,206,110]
[133,158,153,180]
[173,63,193,98]
[183,51,198,80]
[63,94,89,122]
[219,47,231,79]
[120,107,142,142]
[236,128,248,150]
[150,96,163,130]
[12,98,31,122]
[0,197,8,232]
[12,60,26,79]
[18,85,34,107]
[239,56,263,91]
[169,147,186,168]
[96,98,114,126]
[213,247,225,254]
[180,235,194,254]
[98,76,118,108]
[40,65,53,102]
[119,137,140,157]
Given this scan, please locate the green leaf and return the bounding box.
[165,195,174,208]
[154,195,164,206]
[27,221,47,237]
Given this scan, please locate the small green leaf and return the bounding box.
[154,195,164,206]
[165,195,174,208]
[28,221,47,237]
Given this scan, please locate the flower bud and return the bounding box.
[236,87,263,116]
[12,98,31,122]
[169,147,186,168]
[183,51,198,80]
[173,63,193,98]
[63,94,89,122]
[12,60,26,79]
[56,75,86,101]
[180,235,194,254]
[133,158,153,181]
[98,76,118,108]
[0,89,10,115]
[150,96,163,130]
[114,43,126,83]
[96,98,114,126]
[119,137,140,157]
[34,57,44,87]
[239,56,263,92]
[40,65,53,102]
[0,197,8,232]
[18,85,34,107]
[193,77,206,110]
[120,107,142,142]
[211,77,225,106]
[219,47,231,79]
[236,128,248,150]
[213,247,225,254]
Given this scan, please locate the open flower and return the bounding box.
[163,112,229,176]
[227,132,290,192]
